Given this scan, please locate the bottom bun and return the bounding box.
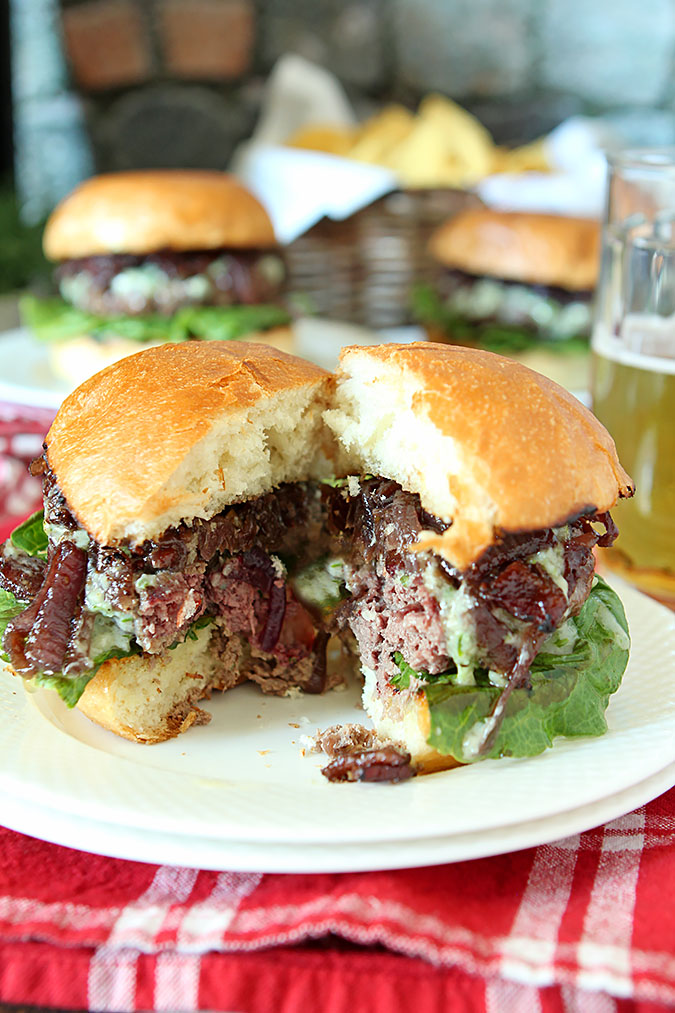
[74,621,345,744]
[77,623,241,744]
[48,325,296,389]
[362,667,462,774]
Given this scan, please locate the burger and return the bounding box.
[0,342,336,743]
[21,171,292,385]
[0,341,633,779]
[412,208,601,390]
[317,342,632,776]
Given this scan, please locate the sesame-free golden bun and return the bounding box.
[43,170,277,261]
[428,208,601,291]
[45,341,333,547]
[324,341,633,570]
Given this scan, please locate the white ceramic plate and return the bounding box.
[0,580,674,850]
[2,760,673,873]
[0,327,71,408]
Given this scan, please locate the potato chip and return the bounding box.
[495,138,551,173]
[347,106,415,164]
[285,124,356,157]
[282,94,550,189]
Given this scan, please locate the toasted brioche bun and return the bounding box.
[47,326,296,388]
[46,341,332,547]
[44,171,276,261]
[429,209,600,291]
[324,342,633,570]
[362,668,460,773]
[76,623,238,743]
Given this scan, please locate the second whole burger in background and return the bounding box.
[412,208,600,390]
[21,170,292,385]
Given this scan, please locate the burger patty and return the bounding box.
[54,248,286,316]
[323,477,617,756]
[1,468,330,690]
[1,469,618,752]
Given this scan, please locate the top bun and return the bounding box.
[324,342,633,570]
[428,208,600,291]
[46,342,332,547]
[44,171,277,261]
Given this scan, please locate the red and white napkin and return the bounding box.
[0,402,55,542]
[1,794,675,1013]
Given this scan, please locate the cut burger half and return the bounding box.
[0,341,337,743]
[320,342,634,772]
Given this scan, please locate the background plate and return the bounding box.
[0,580,674,846]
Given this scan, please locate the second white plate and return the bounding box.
[3,760,672,873]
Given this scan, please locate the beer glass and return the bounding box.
[592,149,675,605]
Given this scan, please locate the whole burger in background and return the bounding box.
[21,170,292,385]
[412,208,600,390]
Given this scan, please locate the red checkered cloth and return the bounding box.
[0,402,55,542]
[2,405,675,1013]
[1,793,675,1013]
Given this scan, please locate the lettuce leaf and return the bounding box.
[32,643,143,707]
[20,296,291,345]
[10,510,48,558]
[419,577,630,763]
[411,283,589,356]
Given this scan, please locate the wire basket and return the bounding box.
[284,188,482,329]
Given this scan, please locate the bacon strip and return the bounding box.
[4,543,87,677]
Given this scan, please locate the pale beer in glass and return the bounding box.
[591,151,675,604]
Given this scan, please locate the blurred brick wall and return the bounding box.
[12,0,675,220]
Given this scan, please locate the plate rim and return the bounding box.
[2,759,673,873]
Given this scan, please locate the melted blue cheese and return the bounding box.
[422,562,479,685]
[422,523,574,684]
[44,522,90,550]
[88,613,135,658]
[446,278,592,339]
[291,557,345,613]
[529,541,569,597]
[85,569,135,633]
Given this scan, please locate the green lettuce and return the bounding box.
[32,647,139,709]
[398,577,629,763]
[10,510,48,558]
[411,283,589,356]
[20,295,291,345]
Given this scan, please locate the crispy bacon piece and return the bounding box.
[321,744,416,783]
[483,560,567,632]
